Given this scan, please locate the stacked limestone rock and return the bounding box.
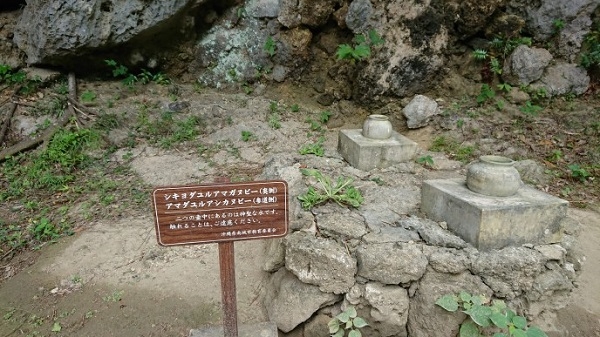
[261,155,582,337]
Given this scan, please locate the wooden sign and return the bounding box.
[152,180,288,246]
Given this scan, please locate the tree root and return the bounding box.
[0,87,20,145]
[0,73,79,161]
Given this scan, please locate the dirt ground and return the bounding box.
[1,80,599,337]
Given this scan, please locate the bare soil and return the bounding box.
[1,79,599,337]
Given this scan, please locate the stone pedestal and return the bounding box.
[338,129,417,171]
[189,322,278,337]
[421,179,568,251]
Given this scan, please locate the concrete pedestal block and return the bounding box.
[421,179,568,251]
[338,129,418,171]
[190,322,278,337]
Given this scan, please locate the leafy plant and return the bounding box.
[236,6,246,19]
[241,130,256,142]
[306,118,323,132]
[568,164,591,182]
[267,101,281,129]
[51,322,62,332]
[490,36,532,58]
[158,116,203,148]
[290,104,300,112]
[103,290,124,302]
[31,218,62,241]
[497,83,512,93]
[328,306,368,337]
[138,69,170,85]
[552,19,565,33]
[0,64,26,85]
[268,113,281,129]
[319,110,332,124]
[264,36,277,57]
[520,101,543,116]
[430,136,476,163]
[477,84,496,105]
[472,49,489,61]
[299,137,325,157]
[269,100,279,113]
[242,82,253,95]
[547,149,563,163]
[490,57,502,75]
[417,155,434,168]
[80,90,97,103]
[436,291,548,337]
[369,177,385,185]
[105,59,136,85]
[104,59,170,86]
[298,169,363,210]
[336,29,383,62]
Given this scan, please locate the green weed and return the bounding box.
[298,169,363,210]
[429,136,476,163]
[477,84,496,105]
[417,155,434,168]
[80,90,97,103]
[520,101,543,116]
[328,306,368,337]
[369,177,385,186]
[268,114,281,129]
[497,83,512,93]
[299,138,325,157]
[568,164,591,182]
[159,116,203,148]
[264,36,277,57]
[0,64,26,85]
[103,290,124,302]
[241,130,256,142]
[319,110,332,124]
[436,291,548,337]
[490,57,502,75]
[104,59,170,87]
[472,49,488,61]
[267,101,281,129]
[336,29,383,62]
[30,218,63,241]
[490,36,532,58]
[552,19,565,33]
[305,118,323,132]
[547,149,563,163]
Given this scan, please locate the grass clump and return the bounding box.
[1,128,101,199]
[298,169,363,210]
[299,137,325,157]
[429,136,476,163]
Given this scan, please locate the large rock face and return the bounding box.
[14,0,199,66]
[350,2,450,102]
[508,0,600,61]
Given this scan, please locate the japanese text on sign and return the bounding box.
[152,180,288,246]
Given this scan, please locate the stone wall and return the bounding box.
[260,154,582,337]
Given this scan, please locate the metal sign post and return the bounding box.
[152,180,288,337]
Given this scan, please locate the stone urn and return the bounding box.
[362,114,393,139]
[466,155,522,197]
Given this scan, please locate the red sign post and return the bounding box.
[152,180,288,337]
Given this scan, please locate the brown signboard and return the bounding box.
[152,180,288,246]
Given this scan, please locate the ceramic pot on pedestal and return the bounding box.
[466,155,522,197]
[362,114,392,140]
